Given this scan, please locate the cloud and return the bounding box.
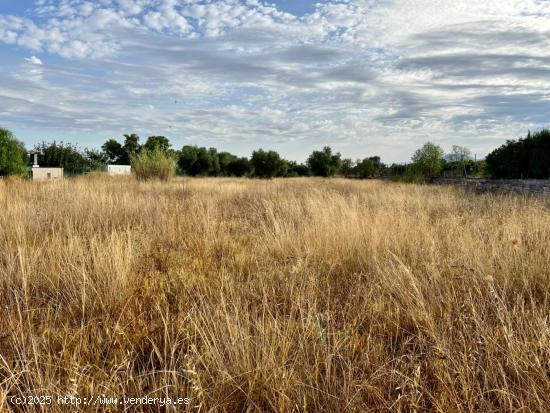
[0,0,550,162]
[25,55,43,65]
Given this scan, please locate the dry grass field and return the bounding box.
[0,176,549,412]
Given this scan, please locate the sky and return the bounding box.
[1,1,550,163]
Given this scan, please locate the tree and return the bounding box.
[227,157,252,177]
[250,149,287,178]
[356,158,376,178]
[144,136,171,153]
[0,128,28,176]
[84,149,108,171]
[367,156,384,177]
[486,130,550,179]
[218,152,238,176]
[307,146,342,177]
[285,161,310,177]
[35,141,87,175]
[102,139,124,164]
[411,142,444,179]
[178,145,220,176]
[121,134,141,164]
[448,145,472,162]
[340,158,354,177]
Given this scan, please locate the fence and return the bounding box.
[435,178,550,196]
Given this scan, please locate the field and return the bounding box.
[0,176,549,412]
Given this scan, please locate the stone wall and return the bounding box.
[435,178,550,196]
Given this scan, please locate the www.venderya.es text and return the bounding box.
[9,395,190,407]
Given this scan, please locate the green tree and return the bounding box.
[250,149,287,178]
[227,157,252,177]
[285,161,310,177]
[102,139,124,164]
[341,158,355,177]
[307,146,342,177]
[178,145,220,176]
[411,142,444,179]
[84,149,108,171]
[486,130,550,179]
[144,136,171,153]
[0,128,28,176]
[121,134,141,164]
[218,152,238,176]
[35,141,87,175]
[356,158,376,178]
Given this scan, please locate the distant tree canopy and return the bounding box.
[411,142,445,179]
[250,149,287,178]
[307,146,342,177]
[178,146,220,176]
[35,141,88,175]
[11,128,542,182]
[486,130,550,179]
[143,136,171,153]
[0,128,28,176]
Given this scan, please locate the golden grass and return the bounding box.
[0,176,549,412]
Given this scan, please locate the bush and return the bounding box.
[0,128,29,176]
[250,149,287,178]
[131,148,176,181]
[486,130,550,179]
[411,142,444,180]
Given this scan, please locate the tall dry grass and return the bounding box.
[0,176,549,412]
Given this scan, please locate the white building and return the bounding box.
[107,165,132,176]
[32,167,64,181]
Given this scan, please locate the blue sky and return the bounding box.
[1,0,550,163]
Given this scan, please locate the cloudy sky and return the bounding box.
[1,0,550,162]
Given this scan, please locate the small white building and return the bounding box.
[107,165,132,176]
[29,150,64,181]
[32,167,64,181]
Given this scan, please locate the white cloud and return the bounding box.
[25,55,43,65]
[1,0,550,162]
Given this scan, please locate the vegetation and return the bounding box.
[130,147,177,181]
[250,149,287,178]
[409,142,445,180]
[0,177,548,412]
[306,146,342,177]
[2,127,549,181]
[486,129,550,179]
[0,128,28,176]
[34,141,88,175]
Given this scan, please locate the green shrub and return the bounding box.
[0,128,29,177]
[131,148,176,181]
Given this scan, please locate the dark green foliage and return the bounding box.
[356,158,376,178]
[227,157,251,177]
[84,149,108,171]
[179,145,220,176]
[35,141,87,175]
[285,161,310,177]
[410,142,444,180]
[250,149,287,178]
[121,134,141,164]
[0,128,29,176]
[341,159,354,177]
[441,159,485,178]
[307,146,342,177]
[143,136,171,153]
[102,139,124,164]
[218,152,238,176]
[486,129,550,179]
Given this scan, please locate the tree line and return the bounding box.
[1,127,549,180]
